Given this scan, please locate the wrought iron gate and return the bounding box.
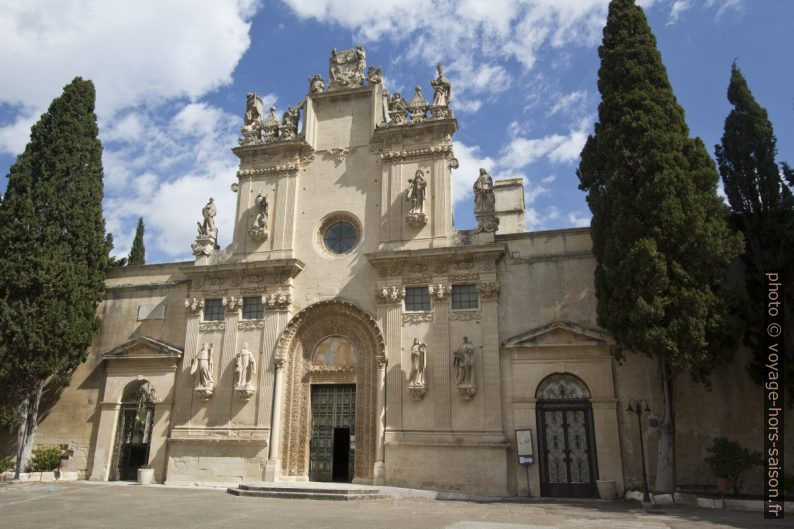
[110,385,155,481]
[309,384,356,482]
[536,373,598,498]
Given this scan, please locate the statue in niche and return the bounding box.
[240,93,263,143]
[388,92,408,124]
[431,63,452,107]
[234,343,257,390]
[367,66,383,84]
[191,342,215,398]
[308,74,325,94]
[407,86,429,122]
[405,170,428,227]
[407,338,427,400]
[248,192,269,241]
[453,337,477,399]
[473,168,499,233]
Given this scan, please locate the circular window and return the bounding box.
[324,222,357,254]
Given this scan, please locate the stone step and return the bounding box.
[227,488,389,501]
[238,484,382,495]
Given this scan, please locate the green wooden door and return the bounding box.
[310,384,356,482]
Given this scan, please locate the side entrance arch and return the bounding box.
[536,373,598,497]
[110,381,155,481]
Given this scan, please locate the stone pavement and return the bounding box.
[0,481,788,529]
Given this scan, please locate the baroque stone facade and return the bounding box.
[7,46,792,497]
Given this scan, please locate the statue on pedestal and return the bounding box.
[240,93,263,144]
[473,168,499,234]
[405,170,428,227]
[430,63,452,110]
[192,198,218,256]
[453,337,477,399]
[191,342,215,399]
[407,338,427,399]
[234,343,257,400]
[248,192,269,241]
[308,74,325,94]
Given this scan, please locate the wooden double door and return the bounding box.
[309,384,356,482]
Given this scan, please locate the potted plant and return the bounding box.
[137,465,154,485]
[705,436,762,495]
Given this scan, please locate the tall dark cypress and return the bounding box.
[127,217,146,266]
[715,63,794,402]
[577,0,743,492]
[0,78,109,477]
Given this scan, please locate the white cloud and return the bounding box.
[0,0,259,119]
[547,90,588,118]
[500,117,592,169]
[668,0,692,24]
[568,211,591,227]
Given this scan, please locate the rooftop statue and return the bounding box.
[367,66,383,84]
[279,106,300,139]
[328,46,367,90]
[263,106,279,140]
[308,74,325,94]
[192,197,218,257]
[431,63,452,107]
[473,168,499,233]
[239,93,264,145]
[387,92,408,124]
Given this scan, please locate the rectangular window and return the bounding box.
[404,286,431,312]
[451,284,478,310]
[203,298,225,321]
[242,296,265,320]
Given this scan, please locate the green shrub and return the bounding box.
[705,436,763,495]
[0,455,13,472]
[29,445,63,472]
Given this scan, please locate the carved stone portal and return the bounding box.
[275,300,385,481]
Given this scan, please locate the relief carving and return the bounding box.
[449,311,481,321]
[328,46,366,90]
[223,296,243,313]
[238,320,266,330]
[477,282,500,299]
[402,312,433,325]
[265,293,292,311]
[185,298,204,314]
[199,321,226,332]
[428,284,451,300]
[375,286,405,304]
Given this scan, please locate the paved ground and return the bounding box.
[0,481,788,529]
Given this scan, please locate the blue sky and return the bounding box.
[0,0,791,264]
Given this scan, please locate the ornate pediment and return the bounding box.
[103,336,183,361]
[502,321,613,348]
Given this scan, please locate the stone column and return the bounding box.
[218,297,242,423]
[173,298,203,426]
[256,296,291,427]
[373,359,387,485]
[377,287,403,431]
[478,283,501,430]
[264,358,285,481]
[430,284,451,430]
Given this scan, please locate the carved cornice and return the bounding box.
[402,313,433,325]
[366,243,505,274]
[237,164,299,179]
[199,321,226,332]
[238,320,266,330]
[449,273,479,282]
[185,298,204,314]
[375,287,405,304]
[379,144,453,163]
[449,311,481,321]
[477,282,499,299]
[428,284,451,300]
[181,259,304,290]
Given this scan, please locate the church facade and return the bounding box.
[10,47,790,497]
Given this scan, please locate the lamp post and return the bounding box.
[627,399,651,503]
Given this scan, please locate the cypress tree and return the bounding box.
[715,63,794,401]
[577,0,743,492]
[127,217,146,266]
[0,78,109,477]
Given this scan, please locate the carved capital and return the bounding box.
[265,293,292,311]
[428,284,451,300]
[477,282,499,299]
[223,296,243,313]
[185,298,204,314]
[375,286,405,304]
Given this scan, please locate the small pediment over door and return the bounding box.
[502,321,613,349]
[102,336,183,361]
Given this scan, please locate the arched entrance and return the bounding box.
[109,380,155,481]
[274,300,385,483]
[536,373,598,497]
